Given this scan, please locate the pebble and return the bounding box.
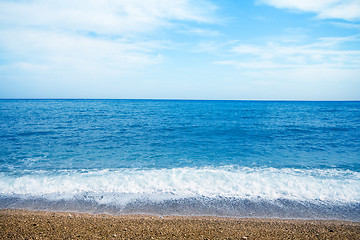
[1,210,359,239]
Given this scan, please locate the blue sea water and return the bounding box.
[0,99,359,221]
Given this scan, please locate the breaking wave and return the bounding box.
[1,166,359,221]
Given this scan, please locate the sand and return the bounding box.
[0,209,359,239]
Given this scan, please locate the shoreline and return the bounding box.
[1,209,359,239]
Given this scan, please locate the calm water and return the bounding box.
[0,100,359,220]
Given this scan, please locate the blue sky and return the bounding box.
[0,0,359,100]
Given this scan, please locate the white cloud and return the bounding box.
[213,35,360,100]
[0,0,215,87]
[217,36,360,69]
[0,0,215,35]
[0,28,165,79]
[182,28,221,36]
[330,21,360,29]
[258,0,360,21]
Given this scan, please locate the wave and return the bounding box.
[1,166,359,203]
[1,166,359,220]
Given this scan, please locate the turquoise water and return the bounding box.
[0,100,359,220]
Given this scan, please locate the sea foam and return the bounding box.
[1,167,360,220]
[1,167,359,204]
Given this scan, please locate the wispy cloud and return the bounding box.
[181,28,221,37]
[258,0,360,21]
[0,0,215,35]
[0,0,216,92]
[215,35,360,69]
[0,29,165,69]
[213,33,360,100]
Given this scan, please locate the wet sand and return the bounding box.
[0,209,359,239]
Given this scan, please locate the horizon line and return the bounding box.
[0,98,359,102]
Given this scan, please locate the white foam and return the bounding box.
[0,167,359,204]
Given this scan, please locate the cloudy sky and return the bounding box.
[1,0,359,100]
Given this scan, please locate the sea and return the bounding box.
[0,99,359,221]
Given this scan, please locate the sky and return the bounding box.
[0,0,360,100]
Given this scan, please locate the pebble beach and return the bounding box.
[1,209,359,239]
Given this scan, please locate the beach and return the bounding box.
[1,209,359,239]
[1,100,360,238]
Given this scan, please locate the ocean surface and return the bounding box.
[0,99,359,221]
